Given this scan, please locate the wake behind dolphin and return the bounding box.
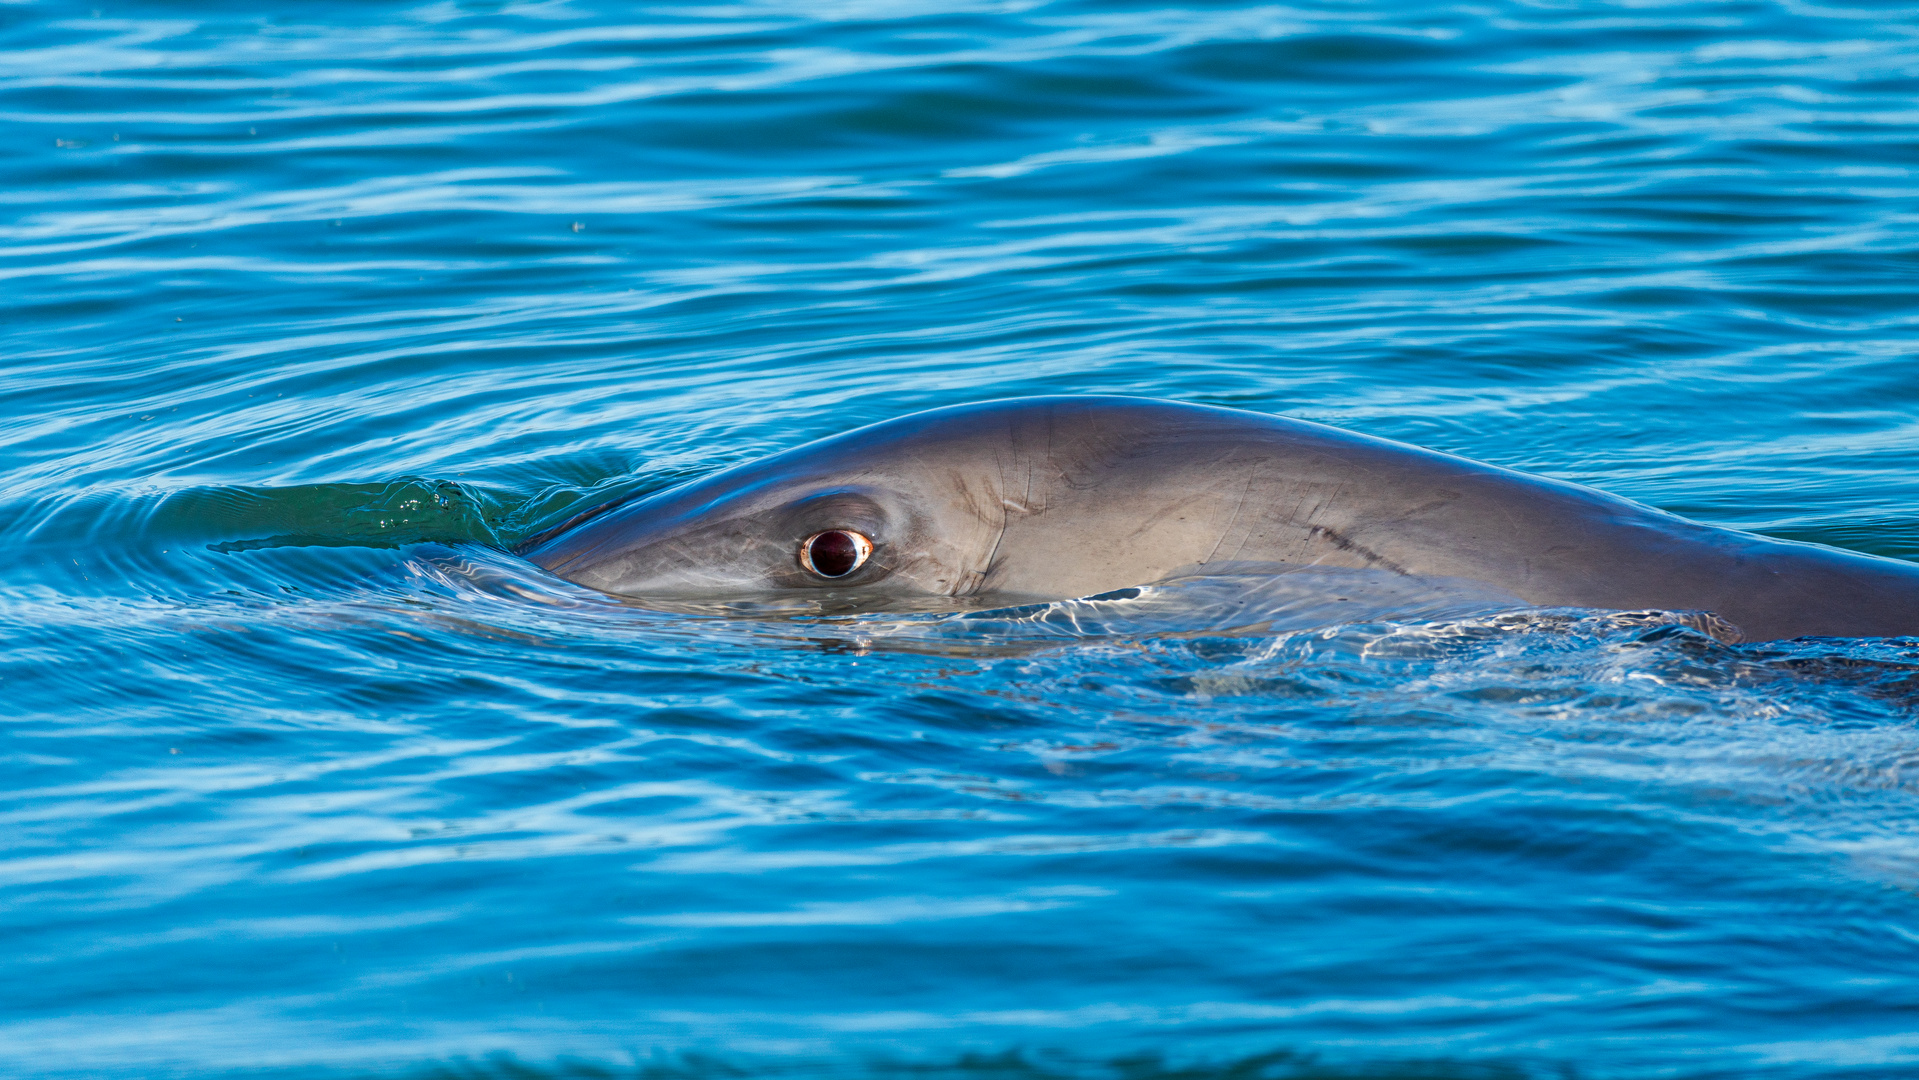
[523,397,1919,642]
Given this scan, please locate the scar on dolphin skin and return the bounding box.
[519,396,1919,643]
[1305,524,1414,577]
[1199,468,1257,568]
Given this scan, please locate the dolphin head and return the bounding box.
[522,400,1026,602]
[524,472,996,601]
[520,396,1263,606]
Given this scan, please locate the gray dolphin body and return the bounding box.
[524,396,1919,641]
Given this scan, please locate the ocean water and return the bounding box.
[5,1,1919,1077]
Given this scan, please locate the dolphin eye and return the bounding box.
[800,530,872,578]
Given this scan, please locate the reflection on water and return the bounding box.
[4,1,1919,1077]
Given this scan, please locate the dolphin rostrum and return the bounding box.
[522,396,1919,642]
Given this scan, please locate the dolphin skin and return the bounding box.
[523,396,1919,642]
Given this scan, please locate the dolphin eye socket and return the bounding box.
[800,530,872,578]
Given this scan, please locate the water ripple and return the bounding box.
[5,0,1919,1076]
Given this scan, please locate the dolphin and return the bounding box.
[522,396,1919,642]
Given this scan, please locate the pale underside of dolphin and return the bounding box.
[522,396,1919,642]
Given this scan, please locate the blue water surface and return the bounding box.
[5,1,1919,1077]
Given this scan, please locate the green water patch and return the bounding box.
[190,481,512,553]
[150,471,676,556]
[0,458,722,605]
